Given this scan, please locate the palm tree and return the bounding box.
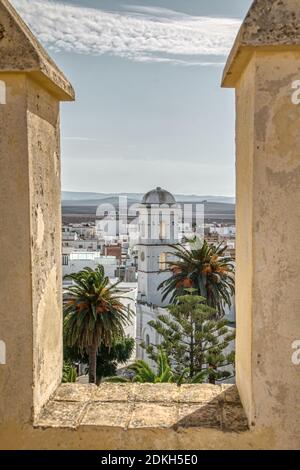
[62,361,77,383]
[132,351,174,383]
[159,238,235,317]
[106,350,175,384]
[63,265,132,384]
[106,349,210,385]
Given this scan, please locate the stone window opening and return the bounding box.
[0,0,299,450]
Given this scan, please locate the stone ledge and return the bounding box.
[222,0,300,87]
[0,0,75,100]
[35,384,249,433]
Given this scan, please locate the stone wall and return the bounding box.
[223,0,300,449]
[0,0,74,425]
[1,384,278,451]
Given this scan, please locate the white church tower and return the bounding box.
[137,187,180,307]
[136,188,180,361]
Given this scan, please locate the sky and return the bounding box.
[12,0,253,196]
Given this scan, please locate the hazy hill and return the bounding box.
[62,191,235,205]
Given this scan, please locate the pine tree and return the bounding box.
[141,292,235,384]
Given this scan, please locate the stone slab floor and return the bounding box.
[35,383,249,432]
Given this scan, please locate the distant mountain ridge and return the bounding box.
[62,191,235,205]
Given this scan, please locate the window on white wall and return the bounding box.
[0,80,6,105]
[159,252,167,271]
[159,221,166,240]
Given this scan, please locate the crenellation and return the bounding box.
[222,0,300,450]
[0,0,74,425]
[0,0,74,100]
[0,0,299,451]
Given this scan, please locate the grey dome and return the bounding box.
[142,187,176,205]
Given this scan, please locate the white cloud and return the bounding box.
[12,0,241,65]
[122,4,191,19]
[132,55,225,67]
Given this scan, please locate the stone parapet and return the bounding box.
[35,384,248,433]
[0,0,74,100]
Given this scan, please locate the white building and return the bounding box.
[136,187,180,360]
[210,226,236,237]
[137,187,180,307]
[62,252,118,279]
[62,238,103,253]
[62,224,96,240]
[135,188,236,373]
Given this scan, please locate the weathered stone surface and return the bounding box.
[35,384,249,433]
[132,383,179,403]
[8,383,255,447]
[81,402,132,429]
[53,384,96,402]
[241,0,300,46]
[178,384,222,403]
[221,0,300,449]
[223,0,300,86]
[220,385,241,404]
[178,403,221,429]
[0,0,74,100]
[0,0,74,428]
[93,383,133,402]
[36,402,86,429]
[0,77,72,422]
[222,404,249,432]
[129,403,178,429]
